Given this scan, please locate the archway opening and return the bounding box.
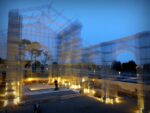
[116,52,135,63]
[113,52,137,77]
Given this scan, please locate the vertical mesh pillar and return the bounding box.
[5,9,22,106]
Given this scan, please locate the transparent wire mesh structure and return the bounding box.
[82,31,150,66]
[0,4,150,113]
[19,6,71,63]
[2,5,83,107]
[57,21,82,64]
[0,31,7,59]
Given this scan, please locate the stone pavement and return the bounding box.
[0,89,138,113]
[1,95,138,113]
[21,89,81,105]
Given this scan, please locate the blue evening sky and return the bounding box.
[0,0,149,62]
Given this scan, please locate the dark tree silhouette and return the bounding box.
[122,62,129,72]
[0,57,6,88]
[111,60,122,72]
[0,57,5,65]
[32,60,41,72]
[122,60,137,76]
[111,60,137,76]
[128,60,137,73]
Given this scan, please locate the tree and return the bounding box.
[122,60,137,74]
[20,39,31,60]
[111,60,122,72]
[0,57,6,88]
[20,40,43,76]
[20,39,31,45]
[27,42,42,62]
[0,57,6,69]
[0,57,5,65]
[32,60,41,72]
[40,46,50,65]
[128,60,137,73]
[122,62,129,72]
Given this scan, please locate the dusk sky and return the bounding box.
[0,0,150,62]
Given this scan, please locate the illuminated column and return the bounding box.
[136,65,150,113]
[5,9,22,106]
[143,90,150,113]
[136,84,150,113]
[136,32,150,113]
[137,84,144,113]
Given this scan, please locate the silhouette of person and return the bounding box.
[33,103,40,113]
[33,104,37,113]
[3,109,7,113]
[54,80,59,90]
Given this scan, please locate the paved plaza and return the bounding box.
[0,89,138,113]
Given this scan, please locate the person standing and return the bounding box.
[54,80,59,90]
[33,104,40,113]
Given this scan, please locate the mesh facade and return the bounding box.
[57,21,82,64]
[82,31,150,65]
[0,31,7,59]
